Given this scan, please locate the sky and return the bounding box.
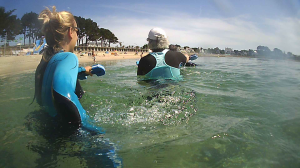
[1,0,300,54]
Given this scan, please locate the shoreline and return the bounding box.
[0,52,143,77]
[0,52,248,77]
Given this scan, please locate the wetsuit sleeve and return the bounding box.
[78,66,87,80]
[137,54,156,75]
[75,79,84,99]
[78,67,86,73]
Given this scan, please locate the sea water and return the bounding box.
[0,57,299,168]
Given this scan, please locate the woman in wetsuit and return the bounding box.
[35,6,101,132]
[137,28,190,79]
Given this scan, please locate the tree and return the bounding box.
[287,52,293,57]
[213,47,220,54]
[87,25,101,46]
[97,28,107,47]
[248,49,255,56]
[118,42,123,48]
[97,28,118,47]
[84,18,99,46]
[21,12,40,45]
[207,48,213,54]
[107,32,118,47]
[74,16,119,47]
[273,48,283,57]
[0,7,22,41]
[142,44,148,49]
[257,46,271,56]
[74,16,86,46]
[241,50,248,56]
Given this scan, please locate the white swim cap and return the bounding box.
[147,28,168,41]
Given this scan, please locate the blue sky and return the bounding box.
[2,0,300,54]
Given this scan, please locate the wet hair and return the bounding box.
[38,6,76,61]
[148,38,170,50]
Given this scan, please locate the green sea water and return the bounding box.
[0,57,299,168]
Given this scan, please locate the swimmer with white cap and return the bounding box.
[137,28,190,79]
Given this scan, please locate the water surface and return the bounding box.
[0,57,299,167]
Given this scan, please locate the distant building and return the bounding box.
[225,47,233,54]
[193,47,203,53]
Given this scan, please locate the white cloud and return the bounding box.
[264,17,300,53]
[93,11,300,54]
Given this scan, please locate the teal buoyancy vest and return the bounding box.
[145,49,181,79]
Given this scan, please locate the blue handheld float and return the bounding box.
[91,64,106,76]
[189,54,198,61]
[78,64,106,80]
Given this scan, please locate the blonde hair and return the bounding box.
[38,6,76,61]
[148,38,170,50]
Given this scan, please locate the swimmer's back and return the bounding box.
[137,50,187,75]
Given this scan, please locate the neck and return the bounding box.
[61,44,71,52]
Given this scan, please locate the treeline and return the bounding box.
[0,7,119,47]
[195,46,297,58]
[256,46,295,58]
[74,16,118,47]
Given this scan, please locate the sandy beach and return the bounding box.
[0,52,143,77]
[0,51,234,77]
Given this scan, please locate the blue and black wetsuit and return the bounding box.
[35,51,102,132]
[137,49,187,79]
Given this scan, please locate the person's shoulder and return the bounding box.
[140,53,153,60]
[64,52,77,59]
[55,51,76,56]
[166,50,185,56]
[54,52,78,62]
[166,50,177,53]
[65,52,77,56]
[139,53,156,65]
